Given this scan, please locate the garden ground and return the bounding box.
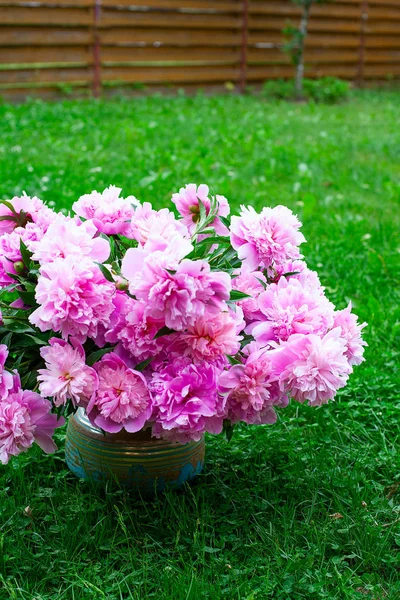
[0,90,399,600]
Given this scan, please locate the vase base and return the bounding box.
[65,409,205,492]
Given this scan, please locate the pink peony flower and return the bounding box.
[30,256,116,343]
[72,185,139,236]
[150,356,225,443]
[270,259,309,283]
[182,312,242,360]
[121,232,193,289]
[0,344,13,399]
[270,328,352,406]
[219,346,288,424]
[105,294,166,362]
[0,223,44,287]
[87,353,152,433]
[38,337,98,408]
[0,194,47,235]
[32,214,109,264]
[251,275,335,344]
[129,202,189,245]
[172,183,230,235]
[124,254,231,331]
[0,388,64,464]
[230,205,305,271]
[232,267,267,322]
[333,303,367,366]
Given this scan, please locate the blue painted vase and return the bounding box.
[65,409,205,492]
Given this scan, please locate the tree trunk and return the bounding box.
[295,1,311,100]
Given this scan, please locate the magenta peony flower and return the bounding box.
[129,202,189,245]
[270,328,352,406]
[30,256,116,343]
[0,194,48,235]
[182,312,242,360]
[105,294,166,362]
[232,267,267,323]
[38,337,98,408]
[230,205,305,271]
[333,303,367,366]
[32,214,109,265]
[72,185,139,236]
[172,183,230,235]
[0,223,44,287]
[0,344,13,399]
[121,232,193,285]
[270,259,309,283]
[219,346,288,424]
[87,353,152,433]
[150,356,225,443]
[0,388,64,464]
[123,246,231,331]
[251,275,335,344]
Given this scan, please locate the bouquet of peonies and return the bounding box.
[0,185,366,464]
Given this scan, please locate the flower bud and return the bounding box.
[115,276,129,291]
[14,261,26,274]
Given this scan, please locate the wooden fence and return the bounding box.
[1,0,400,100]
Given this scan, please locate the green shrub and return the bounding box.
[262,79,295,100]
[303,77,350,103]
[262,77,350,104]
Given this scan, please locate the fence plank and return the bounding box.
[100,28,241,46]
[100,10,241,29]
[102,46,240,64]
[0,67,91,85]
[102,65,240,83]
[0,0,92,5]
[0,47,91,65]
[101,0,242,9]
[0,7,92,26]
[0,28,92,46]
[248,17,361,32]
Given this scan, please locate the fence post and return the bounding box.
[239,0,249,93]
[356,0,368,87]
[92,0,101,97]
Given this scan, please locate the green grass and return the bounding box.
[0,90,400,600]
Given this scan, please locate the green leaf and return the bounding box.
[0,199,18,215]
[223,420,235,443]
[2,320,35,334]
[134,357,154,372]
[19,238,33,268]
[229,290,252,301]
[95,262,115,283]
[254,276,268,290]
[0,283,18,294]
[5,271,22,283]
[194,235,231,250]
[198,199,207,223]
[227,354,242,366]
[219,215,231,228]
[153,326,175,339]
[17,290,37,307]
[0,215,17,222]
[203,546,222,554]
[1,331,13,347]
[117,235,138,249]
[23,333,49,346]
[86,345,116,366]
[283,271,301,278]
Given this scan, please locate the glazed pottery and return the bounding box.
[65,409,205,492]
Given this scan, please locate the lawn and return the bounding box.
[0,90,399,600]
